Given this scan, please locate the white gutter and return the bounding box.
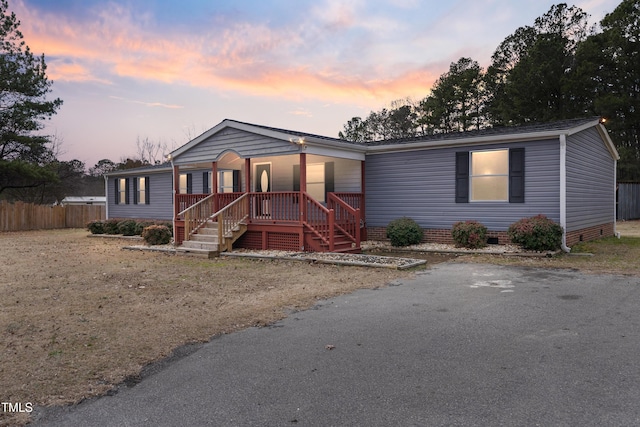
[559,134,571,252]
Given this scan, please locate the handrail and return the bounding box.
[211,193,249,251]
[178,193,215,218]
[181,193,216,238]
[302,192,334,251]
[328,193,361,247]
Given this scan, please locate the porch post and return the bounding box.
[300,153,307,193]
[244,158,251,192]
[300,153,307,226]
[211,161,218,211]
[173,164,180,219]
[361,160,367,240]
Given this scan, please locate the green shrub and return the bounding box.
[87,220,104,234]
[386,217,423,247]
[508,215,563,251]
[451,220,488,249]
[117,219,138,236]
[134,221,155,236]
[103,218,121,235]
[158,221,173,236]
[141,225,172,245]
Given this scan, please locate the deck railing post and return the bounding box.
[355,208,361,248]
[329,208,335,251]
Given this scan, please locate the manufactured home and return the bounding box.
[106,117,618,254]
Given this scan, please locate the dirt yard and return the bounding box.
[1,230,455,426]
[1,223,639,426]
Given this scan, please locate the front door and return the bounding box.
[254,163,271,217]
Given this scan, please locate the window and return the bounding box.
[116,178,128,204]
[134,177,149,204]
[456,148,524,203]
[179,173,192,194]
[470,149,509,201]
[307,163,325,202]
[219,170,235,193]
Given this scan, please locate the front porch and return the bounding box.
[174,191,364,255]
[167,120,368,256]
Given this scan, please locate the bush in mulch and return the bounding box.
[451,220,488,249]
[386,217,423,247]
[117,219,138,236]
[141,225,172,245]
[87,220,105,234]
[103,219,121,235]
[508,214,563,251]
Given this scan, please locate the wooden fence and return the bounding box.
[617,183,640,220]
[0,201,106,232]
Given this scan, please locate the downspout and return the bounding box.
[103,175,109,219]
[170,158,176,244]
[614,157,620,238]
[559,134,571,252]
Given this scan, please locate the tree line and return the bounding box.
[2,1,639,205]
[339,1,640,181]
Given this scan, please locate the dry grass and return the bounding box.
[457,222,640,276]
[2,224,640,426]
[1,229,416,426]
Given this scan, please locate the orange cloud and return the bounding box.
[14,0,439,108]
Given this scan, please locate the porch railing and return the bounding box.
[327,193,361,245]
[303,192,334,251]
[249,191,301,222]
[178,192,245,239]
[176,191,363,252]
[213,193,249,251]
[179,194,215,239]
[176,193,209,216]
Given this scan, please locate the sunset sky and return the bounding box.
[14,0,620,168]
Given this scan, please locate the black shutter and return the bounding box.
[145,176,150,204]
[124,178,130,204]
[509,148,525,203]
[233,170,241,192]
[186,173,192,194]
[325,162,334,199]
[114,179,119,204]
[133,177,138,204]
[203,172,210,194]
[455,152,469,203]
[293,165,300,191]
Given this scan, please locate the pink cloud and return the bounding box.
[14,0,439,108]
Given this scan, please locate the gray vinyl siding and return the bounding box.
[565,127,615,231]
[365,140,561,231]
[107,171,174,220]
[174,128,299,165]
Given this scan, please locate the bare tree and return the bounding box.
[136,136,168,165]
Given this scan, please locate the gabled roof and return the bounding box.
[169,119,365,161]
[168,116,618,161]
[105,162,172,177]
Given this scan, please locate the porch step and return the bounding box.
[178,219,247,257]
[305,231,361,254]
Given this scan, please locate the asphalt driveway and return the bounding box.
[33,262,640,426]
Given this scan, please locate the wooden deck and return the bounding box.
[175,192,363,253]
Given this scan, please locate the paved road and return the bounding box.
[33,263,640,426]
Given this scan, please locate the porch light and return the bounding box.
[166,153,173,160]
[289,137,305,145]
[600,117,607,124]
